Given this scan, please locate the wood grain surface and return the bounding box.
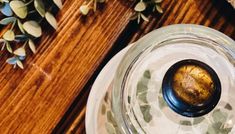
[0,0,235,134]
[0,0,133,133]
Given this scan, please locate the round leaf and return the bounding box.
[45,12,57,29]
[140,13,149,22]
[10,0,28,19]
[34,0,45,17]
[14,47,26,56]
[79,5,89,15]
[0,17,16,25]
[155,0,162,3]
[156,5,163,13]
[16,59,24,69]
[19,56,25,60]
[23,21,42,37]
[6,57,17,65]
[3,30,15,41]
[134,2,146,12]
[15,34,28,42]
[1,0,9,3]
[0,3,13,16]
[97,0,106,3]
[28,39,36,53]
[105,123,116,134]
[6,41,12,53]
[53,0,62,9]
[17,19,25,33]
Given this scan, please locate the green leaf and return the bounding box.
[138,92,148,103]
[97,0,106,3]
[105,122,116,134]
[0,17,16,25]
[155,0,163,3]
[193,117,205,125]
[3,30,15,41]
[134,2,146,12]
[106,111,120,134]
[53,0,62,9]
[45,12,58,29]
[207,122,232,134]
[16,59,24,69]
[18,56,25,60]
[0,3,13,16]
[219,127,233,133]
[80,5,89,15]
[140,13,149,22]
[15,34,28,42]
[137,78,148,94]
[10,0,28,19]
[6,57,17,65]
[156,5,163,14]
[34,0,45,17]
[28,39,36,54]
[179,120,192,126]
[101,104,106,115]
[212,109,228,123]
[6,41,12,53]
[107,111,117,127]
[128,96,131,104]
[224,103,232,110]
[17,19,24,33]
[207,124,217,134]
[143,70,151,79]
[23,21,42,37]
[14,47,26,56]
[104,92,108,103]
[0,0,9,2]
[140,105,152,123]
[130,13,138,20]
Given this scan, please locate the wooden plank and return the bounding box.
[0,0,133,133]
[61,0,235,133]
[130,0,235,42]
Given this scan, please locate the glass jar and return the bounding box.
[112,24,235,134]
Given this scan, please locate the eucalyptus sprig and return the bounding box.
[132,0,163,23]
[79,0,163,23]
[0,0,62,69]
[79,0,106,15]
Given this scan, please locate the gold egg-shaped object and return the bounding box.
[172,65,214,106]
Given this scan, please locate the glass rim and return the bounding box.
[112,24,235,134]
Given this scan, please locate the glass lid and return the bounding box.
[112,24,235,134]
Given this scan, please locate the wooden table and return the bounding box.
[0,0,234,133]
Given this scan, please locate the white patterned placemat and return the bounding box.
[85,45,131,134]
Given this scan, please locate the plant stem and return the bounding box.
[87,0,93,6]
[10,20,16,30]
[1,42,6,51]
[38,17,43,23]
[93,0,97,11]
[25,0,33,6]
[28,10,36,14]
[23,40,28,48]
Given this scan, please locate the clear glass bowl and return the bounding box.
[112,24,235,134]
